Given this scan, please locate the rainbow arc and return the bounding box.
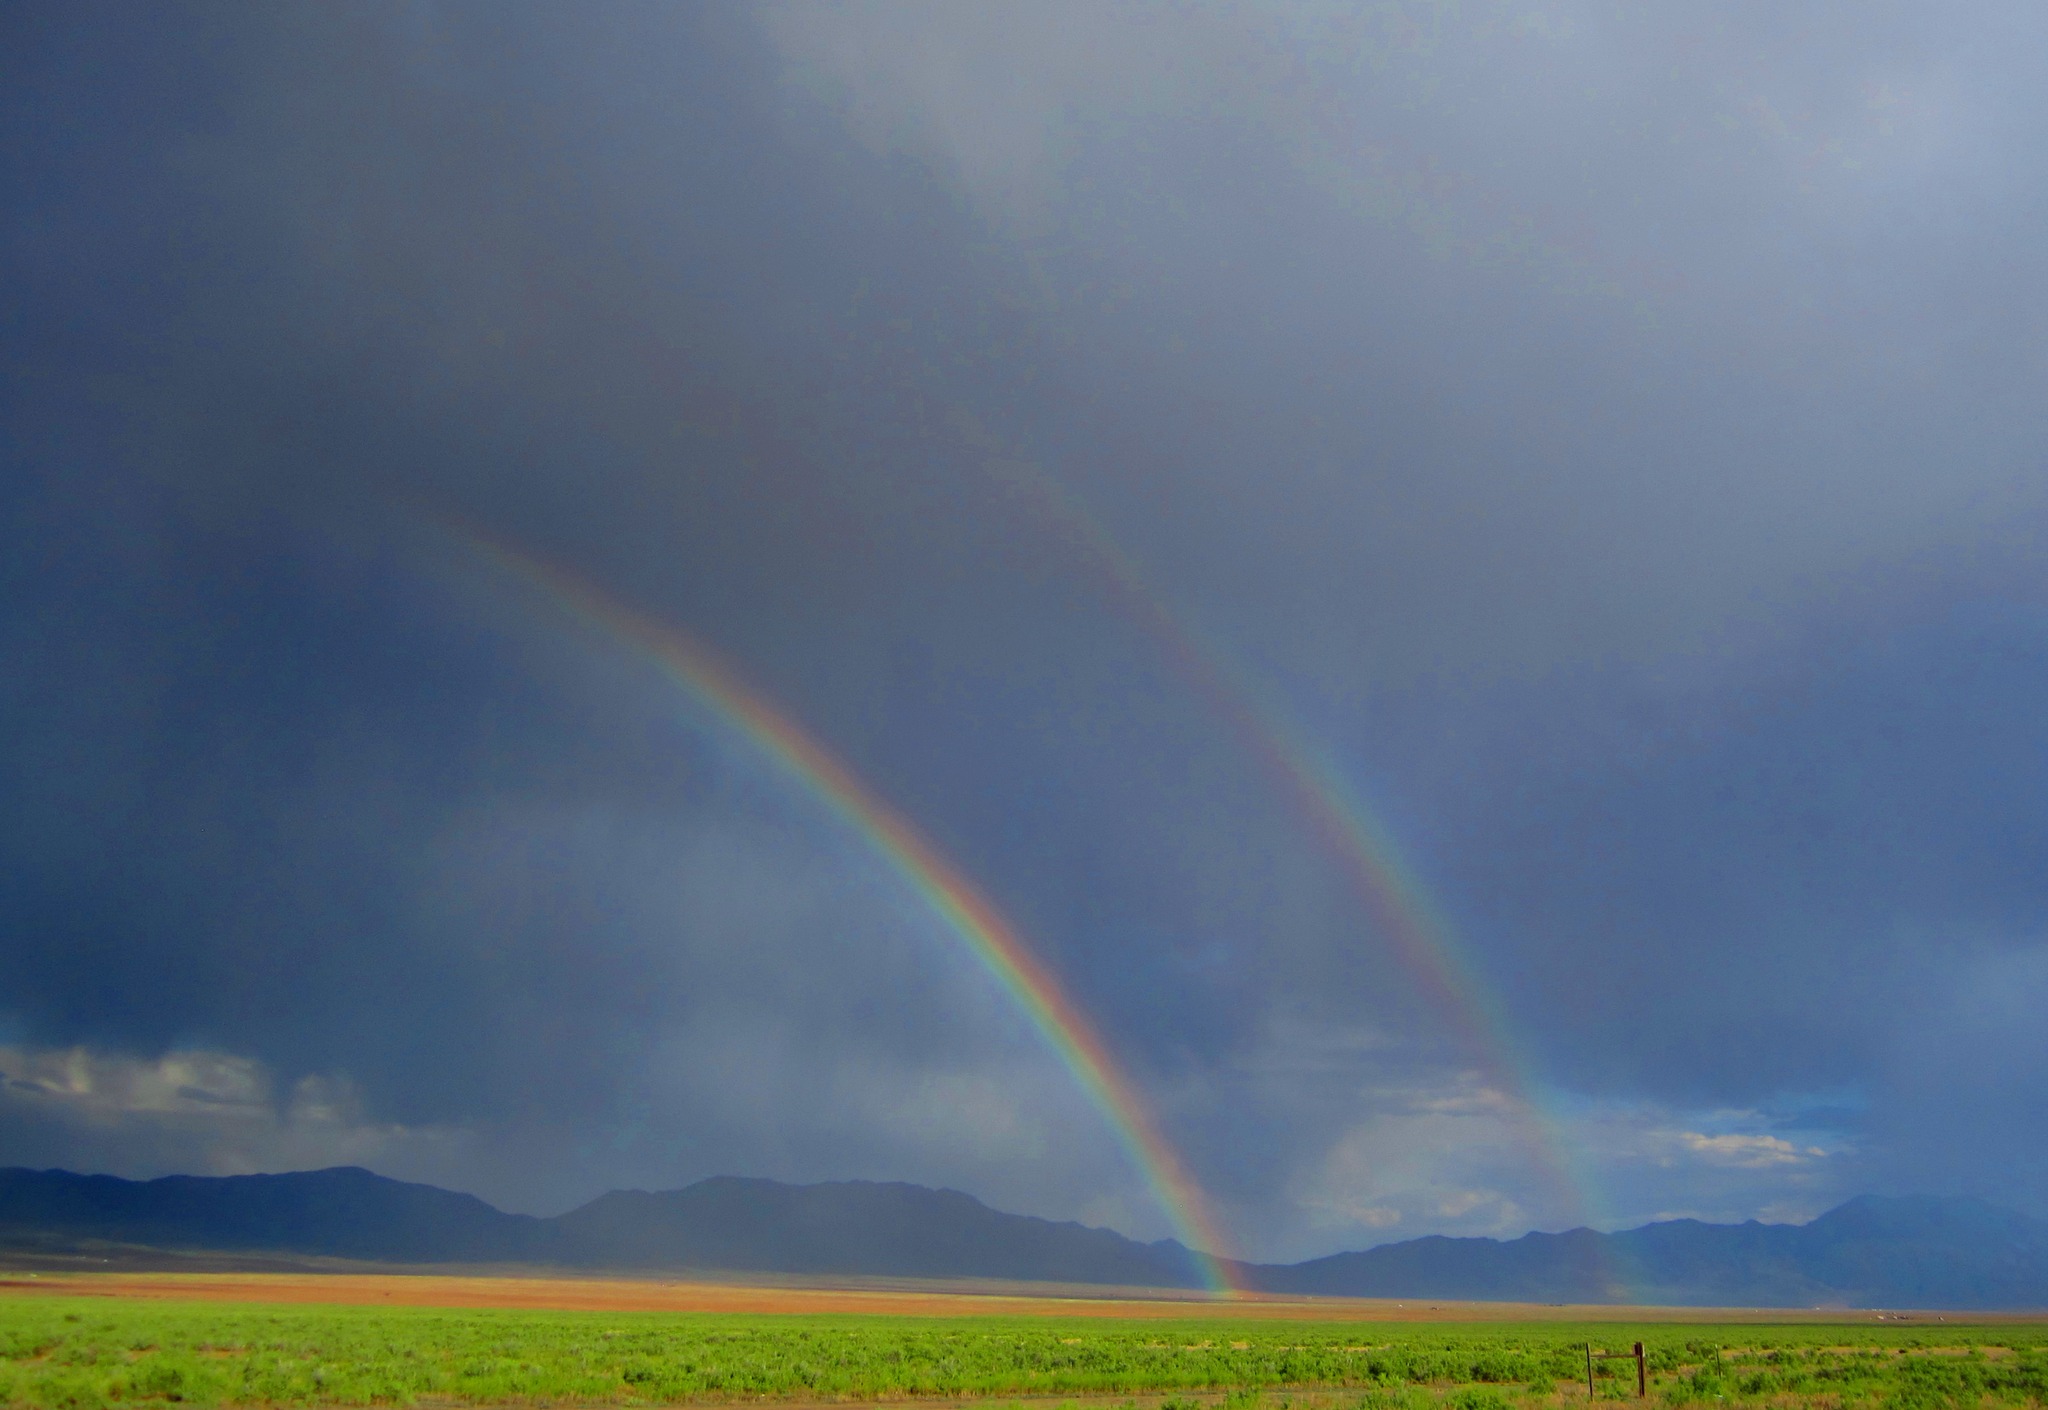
[451,527,1242,1296]
[991,462,1614,1263]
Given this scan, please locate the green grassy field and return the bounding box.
[4,1298,2045,1410]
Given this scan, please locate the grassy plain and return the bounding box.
[2,1276,2045,1410]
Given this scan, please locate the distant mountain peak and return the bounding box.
[3,1167,2043,1308]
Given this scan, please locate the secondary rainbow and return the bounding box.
[450,526,1242,1296]
[993,463,1615,1255]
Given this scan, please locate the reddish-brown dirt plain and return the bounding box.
[5,1268,2035,1323]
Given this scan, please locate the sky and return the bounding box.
[3,1,2046,1265]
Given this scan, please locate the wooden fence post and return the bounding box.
[1585,1340,1647,1399]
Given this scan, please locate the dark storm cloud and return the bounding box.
[5,1,2047,1254]
[1454,546,2048,1089]
[0,1,1272,1227]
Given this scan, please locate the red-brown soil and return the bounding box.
[4,1270,2034,1322]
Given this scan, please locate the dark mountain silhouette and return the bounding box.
[0,1165,555,1264]
[4,1166,2044,1307]
[552,1176,1199,1284]
[1245,1194,2048,1308]
[0,1167,1202,1288]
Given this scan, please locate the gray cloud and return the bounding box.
[3,0,2045,1259]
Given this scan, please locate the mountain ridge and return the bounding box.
[3,1166,2044,1308]
[1245,1193,2048,1308]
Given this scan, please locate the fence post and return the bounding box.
[1586,1345,1596,1400]
[1634,1342,1646,1399]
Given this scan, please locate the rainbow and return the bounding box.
[448,527,1243,1296]
[992,463,1615,1258]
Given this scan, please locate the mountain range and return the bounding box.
[3,1166,2044,1308]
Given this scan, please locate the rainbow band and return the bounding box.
[454,528,1241,1297]
[994,464,1615,1265]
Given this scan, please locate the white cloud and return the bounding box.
[1289,1070,1541,1246]
[2,1046,269,1116]
[1435,1189,1501,1219]
[1674,1130,1826,1168]
[1219,1003,1867,1257]
[1552,1098,1854,1229]
[0,1044,463,1183]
